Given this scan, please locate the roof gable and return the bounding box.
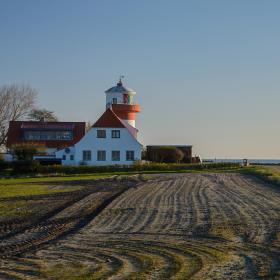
[92,108,141,144]
[92,108,125,128]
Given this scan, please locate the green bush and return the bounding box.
[24,162,239,175]
[10,143,45,161]
[146,146,186,163]
[12,160,41,174]
[0,161,10,171]
[5,160,240,176]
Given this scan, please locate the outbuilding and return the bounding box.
[146,145,193,163]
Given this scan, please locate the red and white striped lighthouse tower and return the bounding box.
[105,78,140,128]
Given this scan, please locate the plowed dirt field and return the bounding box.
[0,173,280,279]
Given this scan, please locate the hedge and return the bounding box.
[3,161,240,175]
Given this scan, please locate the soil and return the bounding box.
[0,173,279,279]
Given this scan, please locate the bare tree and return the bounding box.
[0,84,37,147]
[85,121,93,132]
[174,148,185,163]
[28,109,58,122]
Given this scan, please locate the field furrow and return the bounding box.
[0,173,279,279]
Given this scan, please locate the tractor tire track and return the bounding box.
[0,173,280,279]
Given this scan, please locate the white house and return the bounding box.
[56,80,142,166]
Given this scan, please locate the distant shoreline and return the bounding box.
[204,159,280,165]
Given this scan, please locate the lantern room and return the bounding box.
[105,79,140,128]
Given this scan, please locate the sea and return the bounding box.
[203,159,280,165]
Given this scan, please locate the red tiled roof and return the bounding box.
[92,108,125,128]
[93,108,139,139]
[7,121,86,149]
[21,123,74,130]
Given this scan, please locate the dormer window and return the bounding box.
[112,98,117,104]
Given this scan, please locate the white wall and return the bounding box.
[2,153,13,162]
[46,148,58,155]
[56,146,75,165]
[123,119,135,127]
[56,127,142,166]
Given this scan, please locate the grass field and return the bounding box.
[0,173,117,185]
[0,173,117,221]
[241,164,280,186]
[0,184,83,198]
[0,167,279,279]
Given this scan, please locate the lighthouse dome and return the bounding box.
[105,79,136,95]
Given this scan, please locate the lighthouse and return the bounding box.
[56,78,143,166]
[105,78,140,128]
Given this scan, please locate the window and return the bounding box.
[23,131,40,140]
[62,155,66,160]
[111,130,120,138]
[57,131,73,140]
[126,151,135,161]
[123,94,128,104]
[112,151,120,161]
[70,155,74,161]
[23,130,73,141]
[97,150,106,161]
[112,98,117,104]
[97,130,106,138]
[128,95,133,104]
[83,150,91,161]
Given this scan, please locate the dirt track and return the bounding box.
[0,173,280,279]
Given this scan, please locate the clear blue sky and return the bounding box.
[1,0,280,159]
